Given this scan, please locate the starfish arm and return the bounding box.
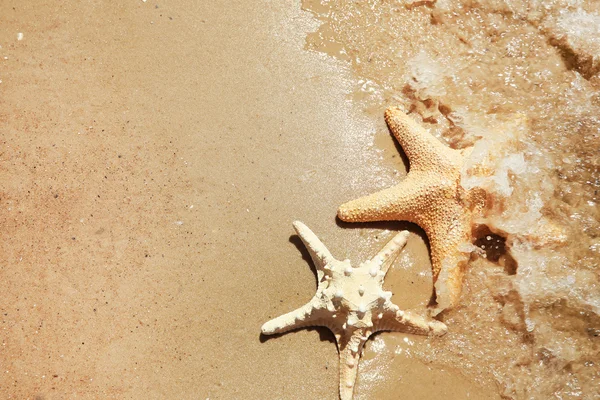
[261,299,323,335]
[337,175,426,224]
[385,107,462,170]
[371,230,410,276]
[376,308,447,336]
[293,221,335,269]
[338,331,368,400]
[424,209,472,312]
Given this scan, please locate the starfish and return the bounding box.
[338,107,483,312]
[261,221,447,400]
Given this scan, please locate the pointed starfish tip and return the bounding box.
[383,105,404,121]
[337,203,354,221]
[432,320,449,336]
[291,220,304,229]
[337,191,396,223]
[260,321,274,335]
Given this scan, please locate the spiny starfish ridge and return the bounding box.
[261,221,447,400]
[338,107,484,313]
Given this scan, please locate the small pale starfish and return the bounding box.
[338,107,484,312]
[262,221,447,400]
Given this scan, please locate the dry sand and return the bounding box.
[1,1,598,399]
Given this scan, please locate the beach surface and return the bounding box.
[1,1,598,399]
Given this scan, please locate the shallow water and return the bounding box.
[302,0,600,398]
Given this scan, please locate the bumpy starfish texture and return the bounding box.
[262,221,447,400]
[338,107,484,312]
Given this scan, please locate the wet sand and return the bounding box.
[1,1,597,399]
[301,0,600,398]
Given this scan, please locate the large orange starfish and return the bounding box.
[338,107,483,312]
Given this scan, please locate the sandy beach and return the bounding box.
[1,1,598,399]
